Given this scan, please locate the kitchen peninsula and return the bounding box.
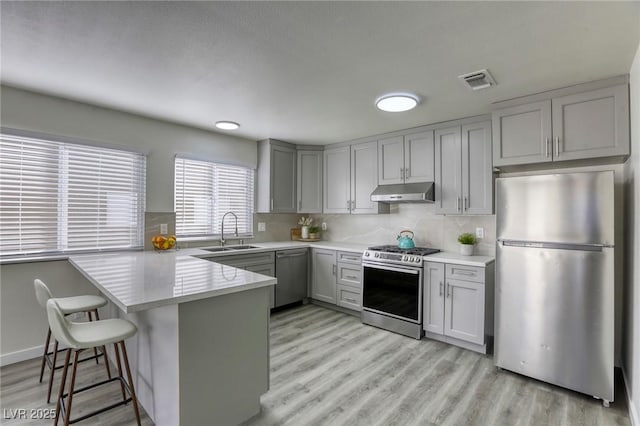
[69,250,276,426]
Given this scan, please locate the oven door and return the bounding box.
[362,261,422,323]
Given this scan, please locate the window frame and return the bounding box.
[0,128,147,261]
[174,155,255,240]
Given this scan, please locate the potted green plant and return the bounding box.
[457,232,477,256]
[298,216,313,239]
[308,226,321,240]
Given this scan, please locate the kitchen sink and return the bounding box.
[228,245,259,250]
[203,247,235,252]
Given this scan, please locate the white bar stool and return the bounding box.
[46,298,142,426]
[34,279,109,403]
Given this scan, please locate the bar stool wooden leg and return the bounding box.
[47,339,59,404]
[120,341,142,426]
[55,348,71,426]
[63,350,81,426]
[39,328,51,383]
[87,310,101,365]
[101,344,112,379]
[113,342,127,402]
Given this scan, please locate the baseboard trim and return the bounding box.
[623,367,639,426]
[1,344,49,367]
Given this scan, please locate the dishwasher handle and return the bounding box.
[276,250,308,258]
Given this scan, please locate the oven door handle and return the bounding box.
[363,263,420,275]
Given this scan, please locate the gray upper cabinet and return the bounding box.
[551,85,629,161]
[297,149,323,213]
[257,139,297,213]
[434,126,462,214]
[378,132,434,185]
[323,146,351,214]
[492,101,552,167]
[462,121,493,215]
[435,121,492,215]
[493,82,629,167]
[324,141,389,215]
[351,141,380,214]
[378,136,404,184]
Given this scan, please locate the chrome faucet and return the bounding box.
[220,212,238,246]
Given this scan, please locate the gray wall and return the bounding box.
[623,41,640,426]
[0,86,257,362]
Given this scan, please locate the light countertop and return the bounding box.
[69,250,276,313]
[424,252,495,267]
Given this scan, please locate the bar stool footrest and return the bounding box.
[58,377,135,425]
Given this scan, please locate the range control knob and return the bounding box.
[409,256,414,262]
[364,252,369,257]
[402,255,407,261]
[374,252,379,258]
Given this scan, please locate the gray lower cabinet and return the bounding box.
[336,250,363,311]
[311,248,337,303]
[297,149,323,213]
[423,261,494,353]
[208,252,277,308]
[493,83,629,167]
[435,120,492,215]
[311,248,363,311]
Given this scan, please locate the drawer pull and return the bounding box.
[345,275,358,280]
[454,270,475,276]
[345,298,357,303]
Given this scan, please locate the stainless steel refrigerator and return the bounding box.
[494,171,614,406]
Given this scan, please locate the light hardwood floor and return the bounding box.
[1,304,631,425]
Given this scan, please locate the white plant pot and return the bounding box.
[301,226,310,239]
[459,243,474,256]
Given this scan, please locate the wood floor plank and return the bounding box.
[2,304,632,425]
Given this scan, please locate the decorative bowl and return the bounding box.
[152,235,176,250]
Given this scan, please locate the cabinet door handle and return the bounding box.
[347,200,351,210]
[464,196,468,211]
[545,138,550,158]
[439,281,443,296]
[406,167,410,179]
[298,200,302,210]
[351,200,355,211]
[400,167,404,180]
[345,297,357,303]
[555,137,560,157]
[456,197,461,212]
[332,264,336,275]
[446,283,451,298]
[345,275,358,280]
[271,198,274,211]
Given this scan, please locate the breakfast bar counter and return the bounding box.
[69,250,276,426]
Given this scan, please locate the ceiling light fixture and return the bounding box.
[375,93,420,112]
[215,121,240,130]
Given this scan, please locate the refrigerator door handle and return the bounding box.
[497,239,609,252]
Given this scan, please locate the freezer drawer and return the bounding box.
[494,243,614,401]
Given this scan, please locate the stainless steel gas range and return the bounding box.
[361,245,440,339]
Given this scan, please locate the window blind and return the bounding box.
[0,132,146,257]
[175,157,254,238]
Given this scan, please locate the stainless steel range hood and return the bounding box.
[370,182,435,203]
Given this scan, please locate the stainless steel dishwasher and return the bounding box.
[275,249,308,307]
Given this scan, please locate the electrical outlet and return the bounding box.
[160,223,168,234]
[476,227,484,239]
[258,222,266,232]
[322,222,327,231]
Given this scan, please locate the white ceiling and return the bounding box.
[1,2,639,145]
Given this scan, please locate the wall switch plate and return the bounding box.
[475,227,484,239]
[258,222,266,232]
[160,223,168,234]
[321,222,327,231]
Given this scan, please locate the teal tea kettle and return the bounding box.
[397,230,416,249]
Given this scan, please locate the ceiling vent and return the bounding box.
[458,69,496,91]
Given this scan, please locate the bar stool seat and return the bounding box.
[34,279,109,403]
[47,299,142,426]
[54,295,107,315]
